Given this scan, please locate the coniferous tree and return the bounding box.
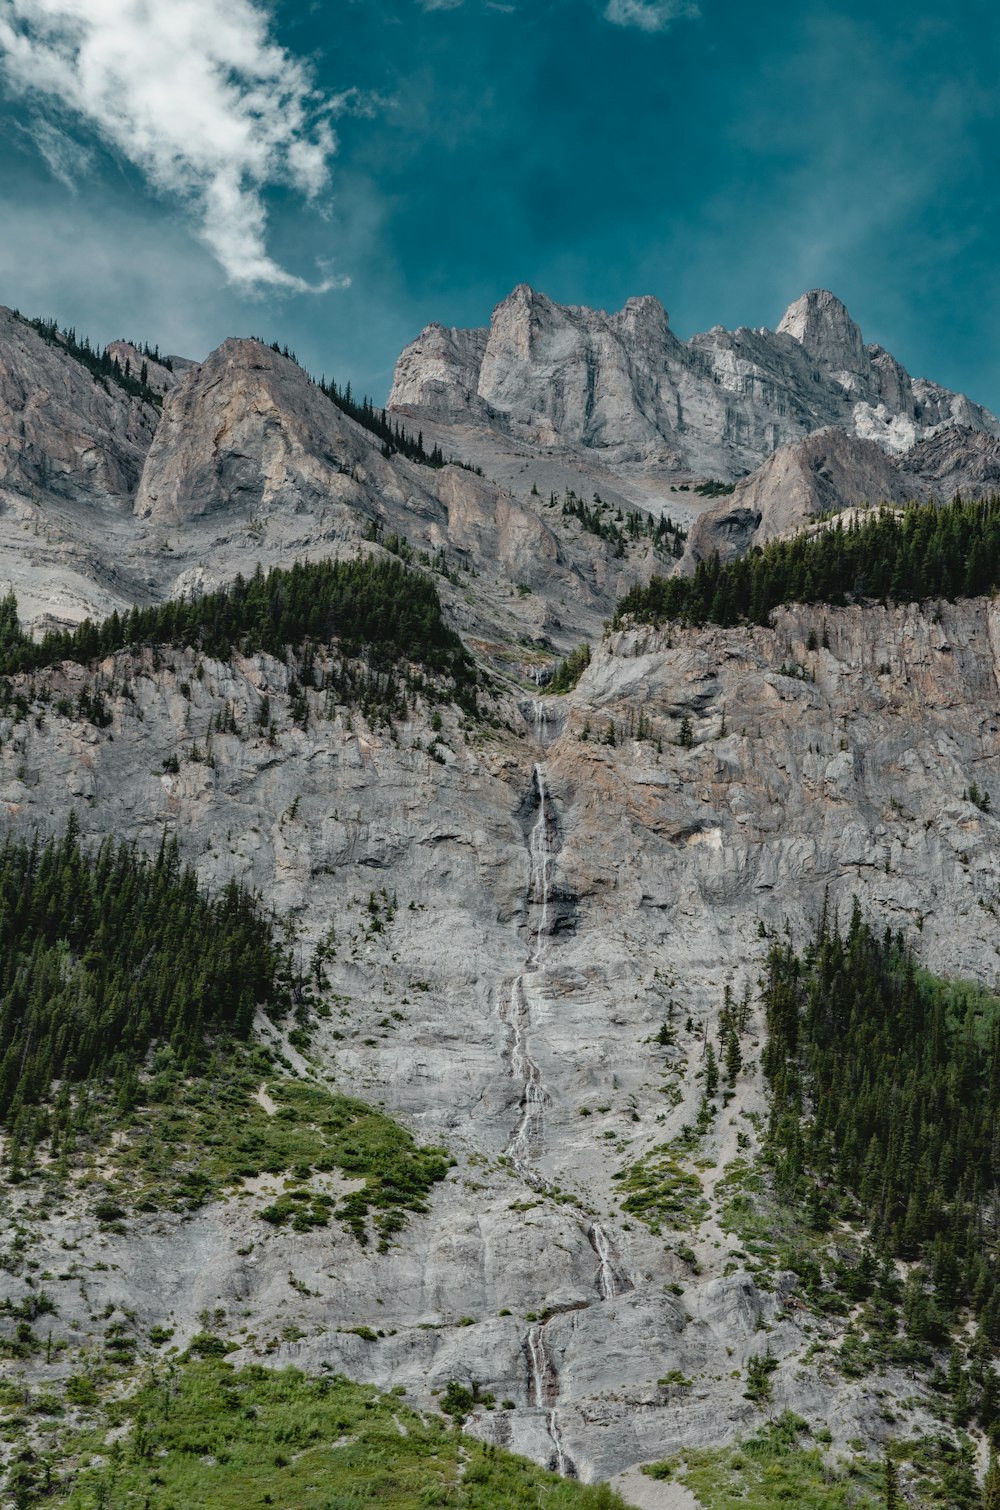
[984,1449,1000,1510]
[883,1454,900,1510]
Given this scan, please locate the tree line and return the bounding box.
[0,555,475,698]
[18,314,164,408]
[613,495,1000,629]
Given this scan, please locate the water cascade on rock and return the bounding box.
[498,703,633,1475]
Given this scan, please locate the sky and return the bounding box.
[0,0,999,410]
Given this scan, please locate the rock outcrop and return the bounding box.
[389,284,999,480]
[6,289,1000,1497]
[0,307,158,509]
[683,427,906,566]
[0,316,673,650]
[104,340,182,397]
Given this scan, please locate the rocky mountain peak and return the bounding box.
[613,293,671,343]
[389,283,999,482]
[776,288,867,374]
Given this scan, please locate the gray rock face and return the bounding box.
[105,340,181,396]
[775,288,868,372]
[4,596,1000,1484]
[0,320,665,650]
[388,321,490,424]
[388,283,999,480]
[7,295,1000,1495]
[683,426,906,567]
[0,307,158,509]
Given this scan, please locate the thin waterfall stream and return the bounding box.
[498,704,633,1476]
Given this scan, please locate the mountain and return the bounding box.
[684,424,1000,567]
[3,296,1000,1508]
[0,310,674,655]
[388,283,999,490]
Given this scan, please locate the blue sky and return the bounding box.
[1,0,999,410]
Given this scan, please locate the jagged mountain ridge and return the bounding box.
[388,283,999,481]
[0,308,670,653]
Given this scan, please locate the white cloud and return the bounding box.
[603,0,698,31]
[0,0,344,291]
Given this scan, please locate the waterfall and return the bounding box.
[504,976,546,1179]
[588,1220,631,1301]
[528,763,552,965]
[525,1323,576,1477]
[497,703,632,1476]
[547,1410,573,1478]
[526,1323,548,1406]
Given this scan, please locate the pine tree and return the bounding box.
[883,1453,900,1510]
[704,1043,719,1099]
[725,1027,742,1085]
[984,1447,1000,1510]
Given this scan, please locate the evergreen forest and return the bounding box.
[762,903,1000,1346]
[0,822,291,1142]
[613,495,1000,628]
[0,555,477,714]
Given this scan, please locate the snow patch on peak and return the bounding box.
[852,401,922,455]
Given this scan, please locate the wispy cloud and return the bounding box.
[18,115,92,192]
[415,0,515,11]
[603,0,698,31]
[0,0,346,291]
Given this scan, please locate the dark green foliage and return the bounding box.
[725,1027,742,1085]
[613,495,1000,629]
[704,1042,719,1098]
[762,901,1000,1335]
[883,1453,900,1510]
[61,1042,449,1243]
[968,781,992,813]
[319,372,447,467]
[0,556,478,716]
[18,314,163,407]
[548,642,591,693]
[441,1380,476,1418]
[0,592,24,659]
[250,1081,450,1247]
[560,489,685,559]
[0,822,288,1133]
[651,1411,882,1509]
[744,1348,777,1404]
